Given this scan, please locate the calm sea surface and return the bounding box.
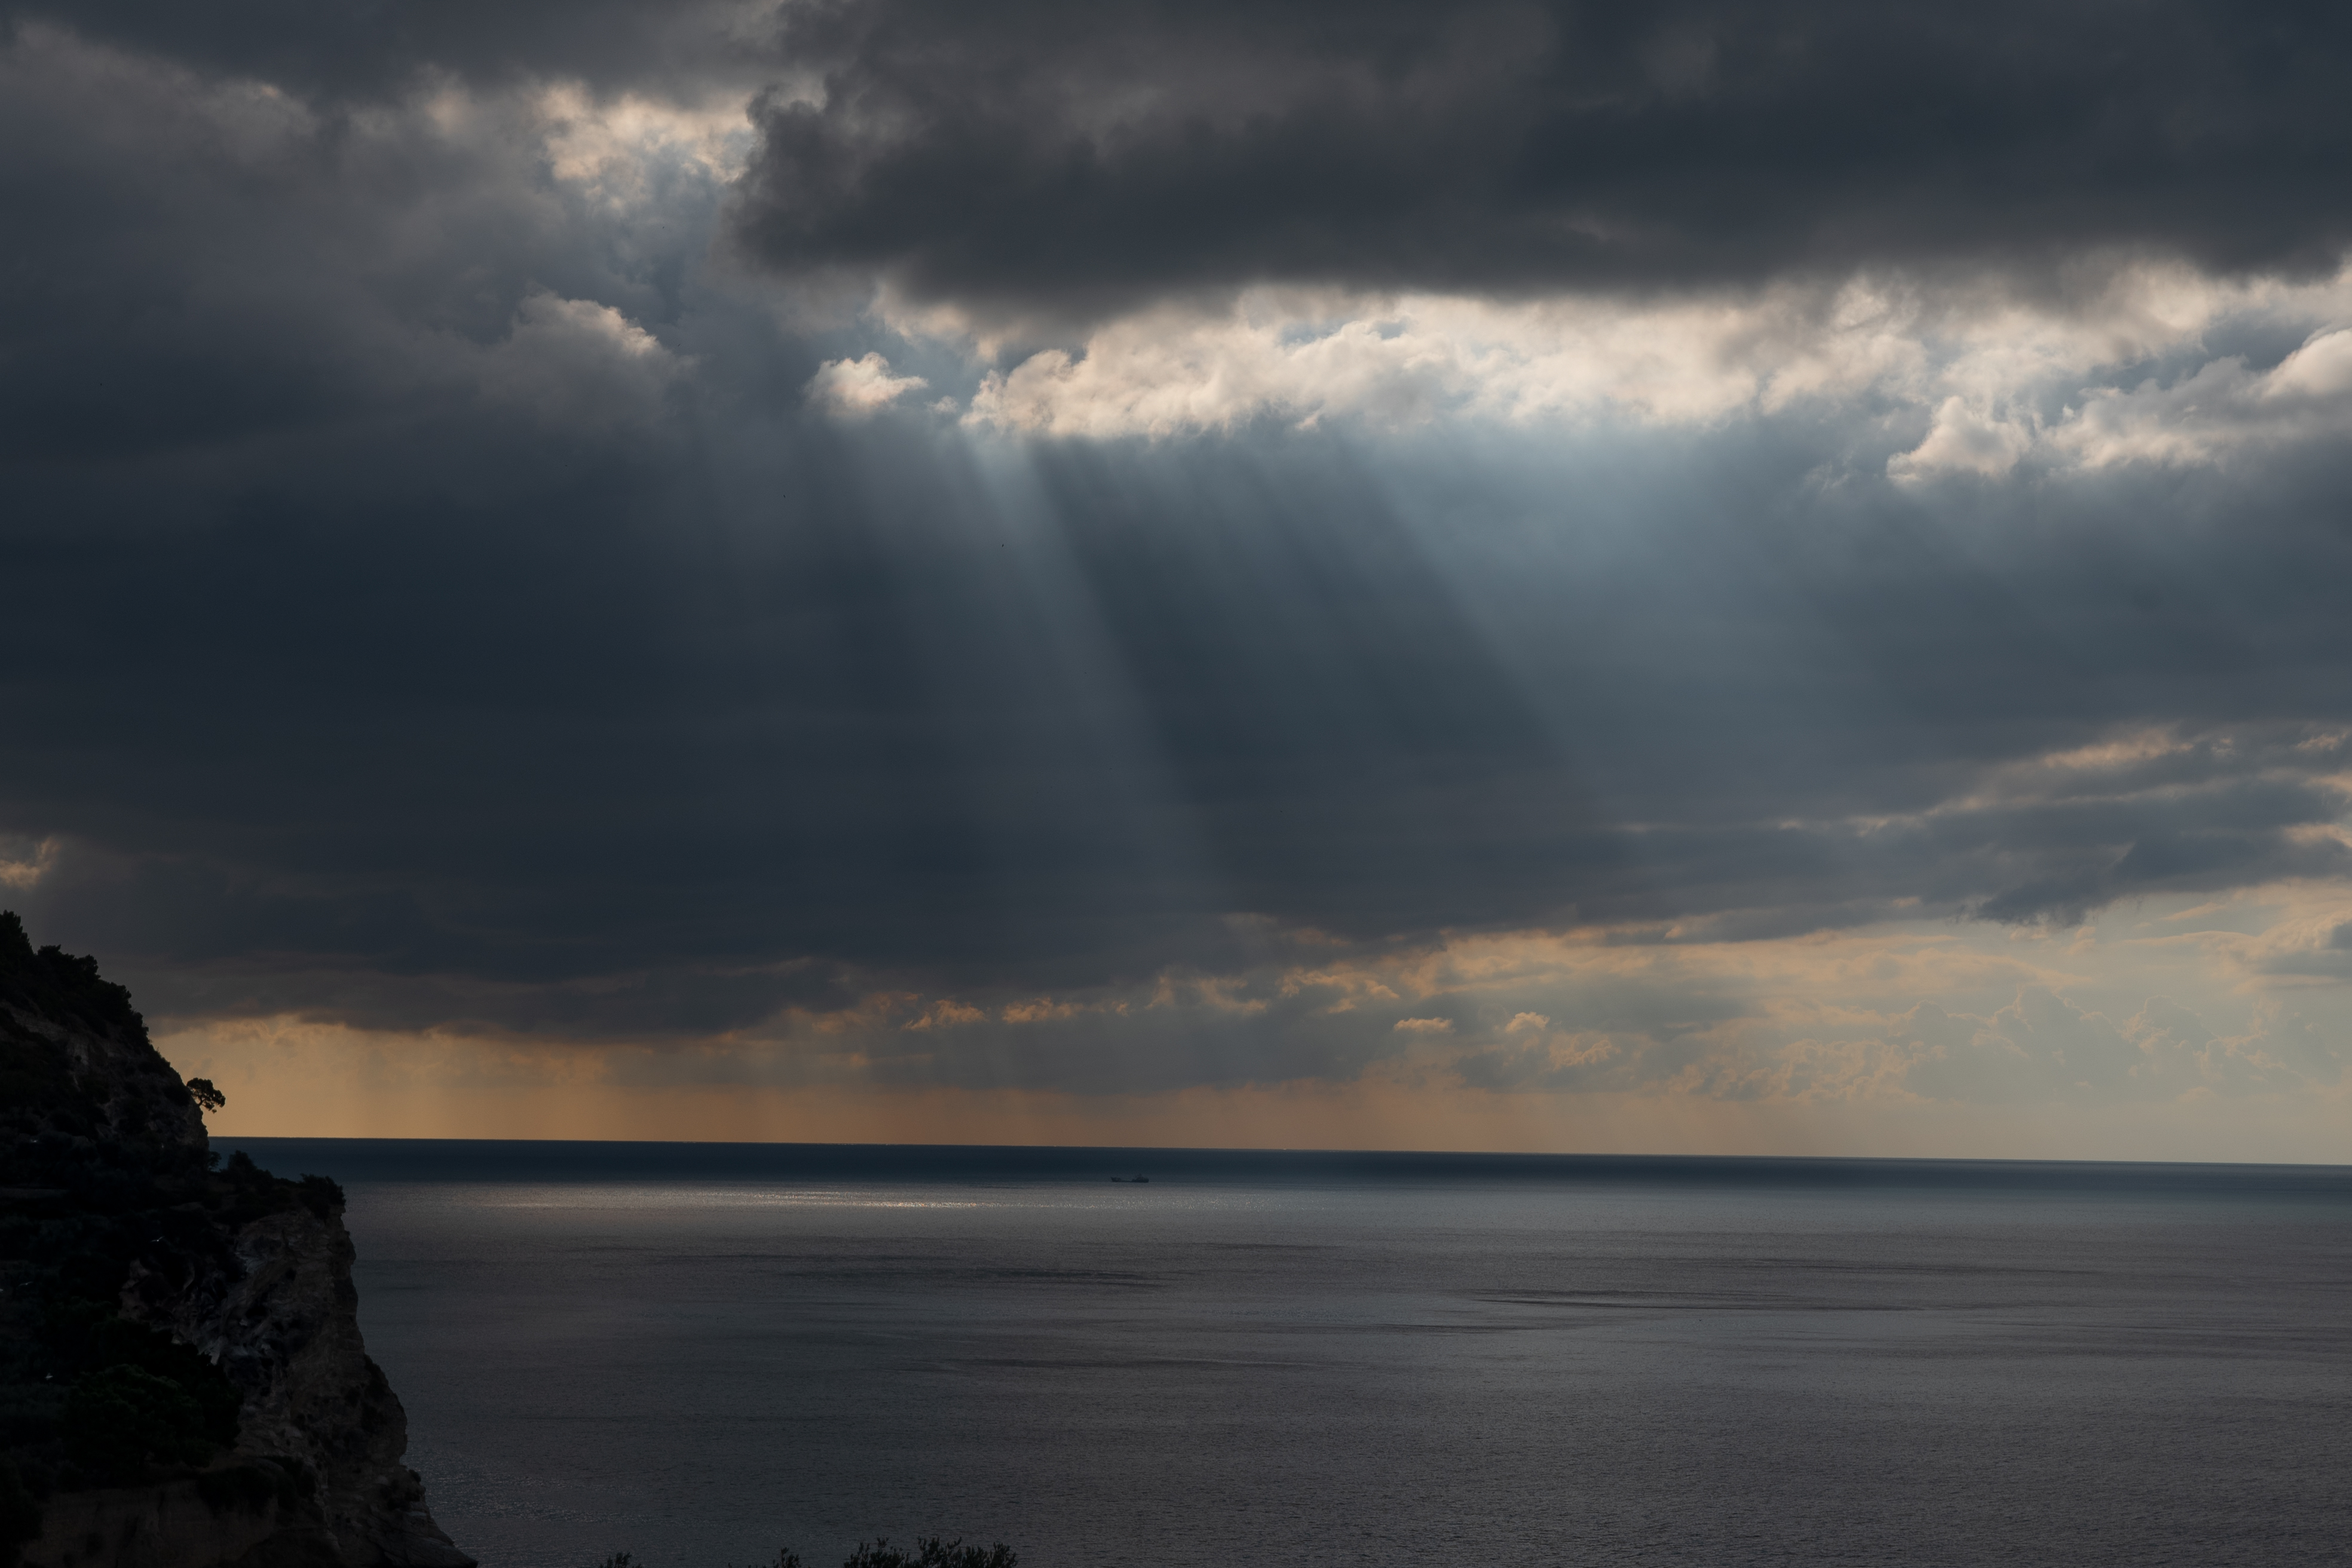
[221,1141,2352,1568]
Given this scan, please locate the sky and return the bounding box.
[5,0,2352,1158]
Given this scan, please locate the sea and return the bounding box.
[217,1141,2352,1568]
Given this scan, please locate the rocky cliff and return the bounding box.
[0,914,471,1568]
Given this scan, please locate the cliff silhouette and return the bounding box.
[0,913,471,1568]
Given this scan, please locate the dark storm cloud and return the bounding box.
[0,22,713,471]
[5,9,2352,1081]
[14,387,2352,1055]
[732,0,2352,318]
[0,0,765,99]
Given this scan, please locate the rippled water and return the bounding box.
[223,1142,2352,1568]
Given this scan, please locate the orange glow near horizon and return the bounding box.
[160,1011,2352,1165]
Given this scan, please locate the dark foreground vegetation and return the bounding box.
[599,1540,1016,1568]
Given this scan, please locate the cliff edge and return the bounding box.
[0,914,471,1568]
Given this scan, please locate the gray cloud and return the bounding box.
[0,0,770,100]
[731,0,2352,322]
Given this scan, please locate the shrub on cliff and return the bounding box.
[844,1541,1015,1568]
[0,909,207,1196]
[44,1304,241,1454]
[600,1540,1015,1568]
[599,1541,1015,1568]
[0,912,144,1042]
[0,1459,38,1568]
[60,1367,215,1481]
[299,1172,348,1221]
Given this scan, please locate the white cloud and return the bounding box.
[1886,396,2038,480]
[2048,327,2352,470]
[872,263,2352,469]
[806,353,929,417]
[956,282,1919,436]
[535,83,754,211]
[477,291,686,429]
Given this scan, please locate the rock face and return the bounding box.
[0,914,471,1568]
[123,1208,473,1568]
